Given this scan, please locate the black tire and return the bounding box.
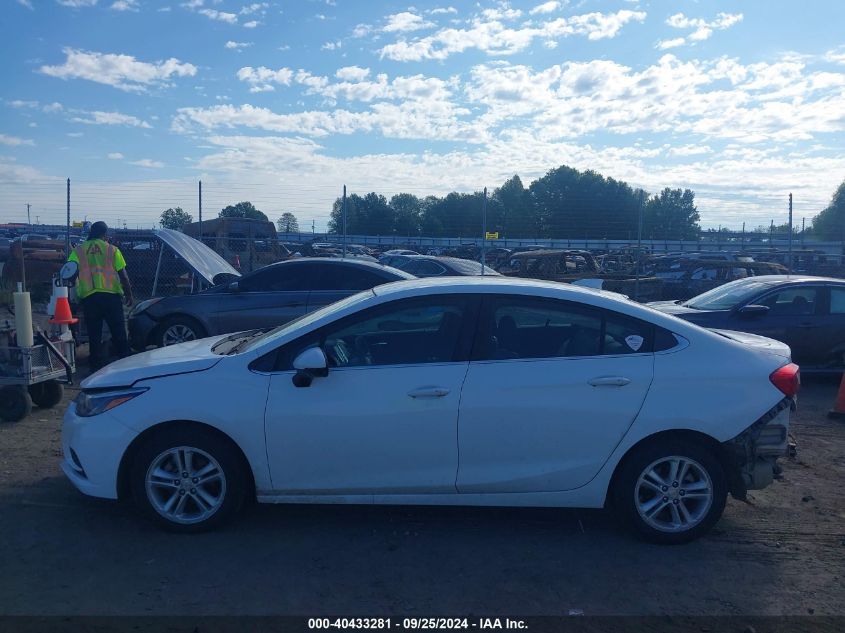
[156,316,206,348]
[0,386,33,422]
[130,426,247,533]
[29,380,64,409]
[612,438,727,545]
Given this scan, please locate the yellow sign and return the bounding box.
[485,231,499,240]
[72,221,84,227]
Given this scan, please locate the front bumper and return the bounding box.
[127,312,157,351]
[61,402,139,499]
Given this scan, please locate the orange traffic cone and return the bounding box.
[829,372,845,420]
[50,296,79,325]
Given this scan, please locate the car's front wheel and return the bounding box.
[157,317,205,347]
[130,427,247,532]
[613,438,727,544]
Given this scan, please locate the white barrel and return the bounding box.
[14,291,35,348]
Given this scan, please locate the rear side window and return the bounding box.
[404,260,447,277]
[830,288,845,314]
[759,287,819,316]
[476,296,656,361]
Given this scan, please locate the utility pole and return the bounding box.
[312,219,315,236]
[787,193,793,275]
[26,203,31,225]
[801,217,805,247]
[65,178,71,256]
[741,221,745,249]
[634,190,644,301]
[198,180,203,240]
[342,185,347,258]
[481,187,487,275]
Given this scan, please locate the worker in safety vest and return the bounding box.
[67,221,134,371]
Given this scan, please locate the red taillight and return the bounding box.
[770,363,800,397]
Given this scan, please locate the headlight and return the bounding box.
[129,297,162,317]
[75,387,148,417]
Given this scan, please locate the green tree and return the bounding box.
[643,188,700,240]
[811,180,845,240]
[277,212,300,233]
[219,201,268,222]
[490,175,534,239]
[159,206,193,230]
[390,193,422,237]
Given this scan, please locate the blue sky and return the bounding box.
[2,0,845,232]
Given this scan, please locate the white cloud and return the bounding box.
[335,66,370,82]
[17,0,34,9]
[199,8,237,23]
[530,1,560,15]
[322,41,342,50]
[110,0,139,11]
[429,7,457,15]
[67,132,84,137]
[39,48,197,92]
[826,48,845,65]
[107,152,124,159]
[0,134,35,146]
[236,66,294,92]
[56,0,98,6]
[225,40,253,50]
[352,24,373,38]
[379,9,646,61]
[383,12,435,33]
[130,158,164,168]
[243,20,260,28]
[659,12,743,49]
[70,110,153,128]
[240,2,267,14]
[7,100,39,109]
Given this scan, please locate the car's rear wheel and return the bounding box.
[158,317,205,347]
[130,427,246,532]
[613,438,727,544]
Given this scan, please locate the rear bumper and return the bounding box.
[127,312,157,351]
[722,397,792,498]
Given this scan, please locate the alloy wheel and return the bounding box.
[634,455,713,533]
[162,324,197,346]
[145,446,227,525]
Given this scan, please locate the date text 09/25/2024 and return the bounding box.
[308,618,529,630]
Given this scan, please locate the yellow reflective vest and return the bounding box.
[68,239,126,299]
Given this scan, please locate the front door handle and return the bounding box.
[588,376,631,387]
[408,387,451,399]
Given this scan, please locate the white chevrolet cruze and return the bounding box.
[62,277,799,544]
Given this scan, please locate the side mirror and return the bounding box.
[738,304,769,318]
[227,281,240,293]
[60,261,79,285]
[291,347,329,387]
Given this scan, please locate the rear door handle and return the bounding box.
[408,387,451,399]
[588,376,631,387]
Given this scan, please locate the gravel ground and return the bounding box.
[0,359,843,617]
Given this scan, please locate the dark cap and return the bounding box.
[89,221,108,239]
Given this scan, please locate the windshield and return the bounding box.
[685,278,779,310]
[237,290,376,354]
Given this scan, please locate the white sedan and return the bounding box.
[62,277,798,544]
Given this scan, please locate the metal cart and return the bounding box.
[0,333,75,422]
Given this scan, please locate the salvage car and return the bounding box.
[128,258,413,349]
[649,275,845,371]
[396,255,501,277]
[63,277,797,543]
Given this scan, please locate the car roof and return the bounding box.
[252,256,415,279]
[731,274,845,284]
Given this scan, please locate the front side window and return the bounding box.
[759,287,819,316]
[310,265,390,291]
[239,263,313,292]
[478,296,654,361]
[405,260,447,277]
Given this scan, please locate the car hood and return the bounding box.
[82,336,227,389]
[155,228,240,286]
[709,328,792,360]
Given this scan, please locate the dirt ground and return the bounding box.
[0,360,843,617]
